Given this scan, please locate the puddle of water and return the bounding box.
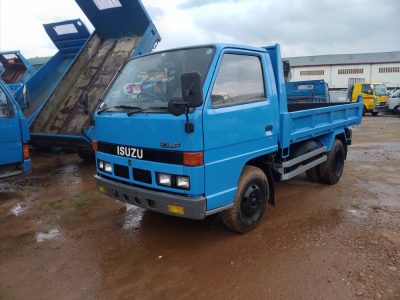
[123,204,144,230]
[55,164,82,184]
[10,203,26,216]
[346,209,368,219]
[36,228,60,243]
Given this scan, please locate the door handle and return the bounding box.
[265,125,273,132]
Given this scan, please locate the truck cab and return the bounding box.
[388,89,400,115]
[0,77,31,179]
[94,44,362,233]
[349,82,389,116]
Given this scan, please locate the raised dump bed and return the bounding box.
[30,0,161,153]
[24,19,90,122]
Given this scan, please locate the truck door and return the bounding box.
[0,87,22,166]
[202,51,278,210]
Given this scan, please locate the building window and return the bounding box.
[379,67,400,73]
[299,70,324,76]
[338,68,364,75]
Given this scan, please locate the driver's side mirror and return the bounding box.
[181,72,203,108]
[168,72,203,117]
[22,85,30,109]
[78,91,89,115]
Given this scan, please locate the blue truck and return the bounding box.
[0,74,31,179]
[93,43,363,233]
[27,0,160,160]
[286,79,330,103]
[0,51,36,95]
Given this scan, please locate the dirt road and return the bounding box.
[1,115,399,300]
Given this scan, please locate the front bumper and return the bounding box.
[95,175,207,220]
[373,103,389,112]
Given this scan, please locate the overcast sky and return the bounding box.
[0,0,399,58]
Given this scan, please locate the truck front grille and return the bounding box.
[114,164,129,179]
[133,168,152,184]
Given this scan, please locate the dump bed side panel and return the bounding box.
[280,101,363,149]
[44,19,91,59]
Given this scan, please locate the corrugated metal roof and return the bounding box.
[285,51,400,67]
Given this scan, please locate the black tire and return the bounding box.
[393,105,400,115]
[362,106,367,117]
[371,111,379,116]
[222,166,269,233]
[306,166,321,182]
[319,140,345,185]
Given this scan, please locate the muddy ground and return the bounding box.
[0,115,399,300]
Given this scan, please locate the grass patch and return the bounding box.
[74,198,90,209]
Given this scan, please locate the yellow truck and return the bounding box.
[349,82,389,116]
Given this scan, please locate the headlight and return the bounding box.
[98,160,104,170]
[104,162,113,174]
[176,176,190,190]
[157,173,172,187]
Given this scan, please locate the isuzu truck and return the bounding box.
[0,76,31,179]
[93,44,363,233]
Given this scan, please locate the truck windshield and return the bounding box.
[100,47,215,112]
[374,84,387,96]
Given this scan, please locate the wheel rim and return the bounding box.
[240,184,262,219]
[333,149,344,177]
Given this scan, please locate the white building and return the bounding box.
[286,51,400,90]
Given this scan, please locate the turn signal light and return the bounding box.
[92,140,98,151]
[183,152,203,166]
[23,144,30,159]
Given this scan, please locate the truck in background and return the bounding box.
[0,51,36,94]
[348,82,389,116]
[27,0,161,160]
[20,19,91,125]
[286,79,329,103]
[93,43,363,233]
[388,89,400,115]
[0,76,31,179]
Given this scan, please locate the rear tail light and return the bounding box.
[23,144,30,159]
[183,152,203,166]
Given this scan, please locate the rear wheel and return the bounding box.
[393,105,400,115]
[222,166,269,233]
[319,140,345,185]
[371,111,379,116]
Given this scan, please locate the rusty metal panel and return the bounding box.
[31,34,139,135]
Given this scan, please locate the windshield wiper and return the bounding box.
[127,106,168,116]
[97,105,142,114]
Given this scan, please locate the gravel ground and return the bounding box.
[0,114,399,299]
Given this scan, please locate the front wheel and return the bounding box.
[371,111,379,116]
[222,166,269,233]
[393,105,400,115]
[319,140,345,185]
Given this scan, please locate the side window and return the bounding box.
[0,89,10,118]
[361,84,373,95]
[211,54,265,108]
